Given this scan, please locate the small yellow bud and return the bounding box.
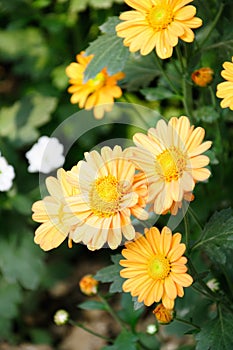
[79,274,98,296]
[191,67,214,87]
[54,309,69,326]
[153,303,174,324]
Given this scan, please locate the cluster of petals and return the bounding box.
[25,136,65,174]
[66,51,125,119]
[120,226,193,309]
[125,116,212,215]
[116,0,202,59]
[216,56,233,110]
[32,168,79,251]
[32,146,149,251]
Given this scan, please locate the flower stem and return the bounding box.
[153,53,180,95]
[174,316,200,330]
[69,320,113,343]
[188,206,204,231]
[183,209,190,249]
[198,3,225,49]
[176,46,193,119]
[97,293,127,331]
[188,259,219,301]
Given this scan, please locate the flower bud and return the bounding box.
[54,309,69,326]
[206,278,219,292]
[191,67,214,87]
[153,303,174,324]
[79,274,98,296]
[146,324,158,335]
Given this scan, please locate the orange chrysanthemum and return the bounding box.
[66,51,125,119]
[64,145,149,250]
[120,226,193,309]
[126,116,212,215]
[32,169,79,251]
[216,57,233,110]
[191,67,214,87]
[116,0,202,59]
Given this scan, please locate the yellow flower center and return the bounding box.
[148,254,171,280]
[89,72,106,91]
[155,147,187,182]
[147,3,173,30]
[89,175,122,217]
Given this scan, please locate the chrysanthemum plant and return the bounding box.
[32,0,233,349]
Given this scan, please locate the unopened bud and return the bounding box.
[146,324,158,335]
[54,309,69,326]
[79,274,98,296]
[191,67,214,87]
[153,303,174,324]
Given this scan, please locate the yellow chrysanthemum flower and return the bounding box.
[64,145,149,251]
[216,57,233,110]
[116,0,202,59]
[126,116,212,215]
[66,51,125,119]
[32,169,79,251]
[120,226,193,309]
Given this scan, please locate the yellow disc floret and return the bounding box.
[89,175,122,217]
[148,254,171,280]
[156,147,187,182]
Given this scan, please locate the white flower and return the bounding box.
[26,136,65,174]
[0,153,15,192]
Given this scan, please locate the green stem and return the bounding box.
[69,320,113,343]
[188,206,204,231]
[188,259,219,301]
[176,46,193,119]
[208,85,216,108]
[98,293,127,331]
[203,40,233,51]
[183,209,190,249]
[198,3,225,49]
[153,53,180,95]
[174,317,200,330]
[120,93,153,129]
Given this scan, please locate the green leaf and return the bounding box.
[69,0,123,12]
[141,86,176,101]
[122,52,160,91]
[102,330,138,350]
[0,281,22,319]
[193,208,233,264]
[78,300,107,311]
[194,106,220,123]
[85,24,129,80]
[10,194,33,215]
[99,16,121,34]
[195,307,233,350]
[0,94,57,147]
[0,232,45,290]
[94,254,124,293]
[118,293,144,328]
